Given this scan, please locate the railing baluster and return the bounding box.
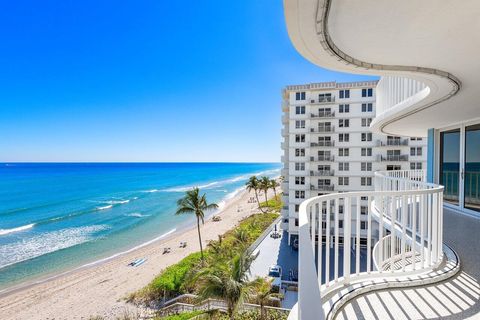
[310,206,315,253]
[378,194,384,272]
[317,201,322,287]
[356,196,361,275]
[420,193,425,268]
[439,191,443,261]
[401,195,407,272]
[412,194,417,271]
[325,199,330,287]
[427,193,432,266]
[344,197,351,282]
[367,196,372,273]
[390,195,396,272]
[334,198,339,282]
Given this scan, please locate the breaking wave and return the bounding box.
[0,223,35,236]
[0,225,109,269]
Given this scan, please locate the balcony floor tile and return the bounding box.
[335,207,480,320]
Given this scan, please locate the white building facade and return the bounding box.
[281,81,427,244]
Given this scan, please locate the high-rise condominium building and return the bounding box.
[280,81,427,245]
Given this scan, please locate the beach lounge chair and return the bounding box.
[180,242,187,248]
[163,247,171,254]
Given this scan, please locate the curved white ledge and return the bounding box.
[284,0,464,136]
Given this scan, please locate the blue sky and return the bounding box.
[0,1,377,162]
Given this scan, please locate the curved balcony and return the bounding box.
[289,170,459,320]
[283,0,476,137]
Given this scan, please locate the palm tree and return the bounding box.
[176,187,218,261]
[269,178,280,199]
[197,250,258,320]
[251,277,282,320]
[233,228,249,248]
[245,176,264,213]
[259,176,271,204]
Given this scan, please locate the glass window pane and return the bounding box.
[440,130,460,205]
[465,124,480,211]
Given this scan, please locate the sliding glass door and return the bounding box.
[440,130,461,205]
[439,123,480,214]
[464,124,480,212]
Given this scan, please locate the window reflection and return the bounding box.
[465,124,480,211]
[440,130,460,205]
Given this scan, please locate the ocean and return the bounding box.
[0,162,280,290]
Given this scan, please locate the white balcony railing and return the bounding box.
[311,112,335,118]
[310,126,335,133]
[292,170,444,320]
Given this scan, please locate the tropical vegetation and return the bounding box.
[250,278,282,320]
[196,250,258,320]
[156,310,288,320]
[176,187,218,261]
[259,195,282,213]
[245,176,280,213]
[129,213,279,304]
[129,184,285,319]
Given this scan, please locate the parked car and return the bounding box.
[268,264,283,292]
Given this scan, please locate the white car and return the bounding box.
[268,265,282,292]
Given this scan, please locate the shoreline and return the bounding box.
[0,185,245,296]
[0,187,277,319]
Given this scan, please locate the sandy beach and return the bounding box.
[0,188,277,320]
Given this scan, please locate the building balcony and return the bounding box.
[309,96,335,104]
[310,112,335,118]
[378,154,409,162]
[311,126,335,133]
[310,170,334,177]
[288,170,462,320]
[376,139,409,147]
[310,184,334,192]
[310,141,334,147]
[310,155,335,162]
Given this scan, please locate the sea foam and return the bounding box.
[96,204,113,211]
[0,225,109,269]
[126,213,150,218]
[0,223,35,236]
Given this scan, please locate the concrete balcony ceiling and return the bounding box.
[284,0,480,136]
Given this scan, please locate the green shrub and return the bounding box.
[157,310,204,320]
[259,195,283,212]
[131,213,279,305]
[129,252,204,303]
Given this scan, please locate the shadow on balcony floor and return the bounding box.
[335,208,480,320]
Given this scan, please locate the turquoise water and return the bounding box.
[0,162,280,289]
